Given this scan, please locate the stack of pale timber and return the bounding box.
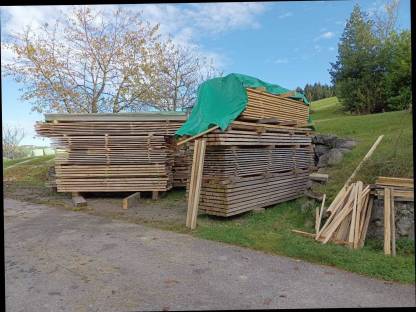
[315,181,374,248]
[372,176,414,202]
[373,176,413,255]
[187,121,314,217]
[239,88,309,127]
[172,144,193,187]
[35,113,186,193]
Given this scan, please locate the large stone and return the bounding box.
[335,138,357,150]
[312,134,338,147]
[314,144,330,157]
[318,148,344,167]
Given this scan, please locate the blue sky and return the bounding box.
[1,1,411,146]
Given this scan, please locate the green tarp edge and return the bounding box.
[176,73,310,137]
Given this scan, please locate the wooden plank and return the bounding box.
[177,125,219,146]
[122,192,141,209]
[353,181,364,249]
[316,194,326,234]
[344,135,384,187]
[186,139,201,228]
[309,173,329,183]
[189,138,207,229]
[291,229,349,246]
[391,193,396,256]
[358,197,373,248]
[384,187,392,255]
[72,195,87,207]
[44,112,187,122]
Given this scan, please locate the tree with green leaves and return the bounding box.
[330,4,385,114]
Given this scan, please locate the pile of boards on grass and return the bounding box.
[181,86,313,226]
[293,135,385,249]
[35,113,186,196]
[372,176,414,255]
[314,181,373,248]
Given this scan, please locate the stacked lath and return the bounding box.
[35,113,186,193]
[172,144,193,187]
[187,88,313,217]
[240,88,309,126]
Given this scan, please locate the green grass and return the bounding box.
[3,157,33,168]
[4,155,55,187]
[310,96,348,121]
[195,198,415,283]
[310,97,413,199]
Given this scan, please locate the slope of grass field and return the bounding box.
[3,100,414,283]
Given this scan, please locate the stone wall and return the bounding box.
[367,199,414,241]
[312,134,357,168]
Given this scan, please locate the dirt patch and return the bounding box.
[4,182,190,231]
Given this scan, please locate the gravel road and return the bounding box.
[4,198,415,311]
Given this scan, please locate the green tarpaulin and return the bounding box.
[176,73,310,137]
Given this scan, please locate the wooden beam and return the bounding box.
[384,187,392,255]
[344,135,384,187]
[309,173,329,183]
[391,193,396,256]
[189,138,207,229]
[177,125,219,146]
[316,194,326,234]
[122,192,141,209]
[72,195,87,207]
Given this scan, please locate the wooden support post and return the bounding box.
[72,193,87,207]
[384,187,392,255]
[391,193,396,256]
[122,192,141,209]
[316,194,326,234]
[186,138,207,230]
[152,191,159,200]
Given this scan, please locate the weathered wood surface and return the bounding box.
[36,117,185,193]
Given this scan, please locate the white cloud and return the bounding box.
[314,31,335,41]
[278,11,293,19]
[274,58,288,64]
[1,3,267,72]
[328,46,335,51]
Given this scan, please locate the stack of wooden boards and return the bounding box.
[315,181,373,248]
[35,113,186,193]
[240,88,309,127]
[172,144,193,187]
[373,176,414,255]
[185,88,313,218]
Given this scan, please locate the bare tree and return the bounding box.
[2,125,26,159]
[146,42,222,111]
[373,0,400,41]
[3,6,165,113]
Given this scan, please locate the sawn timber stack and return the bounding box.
[186,121,314,217]
[35,113,186,193]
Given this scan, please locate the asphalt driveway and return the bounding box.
[4,198,415,311]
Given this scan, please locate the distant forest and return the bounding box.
[295,83,335,102]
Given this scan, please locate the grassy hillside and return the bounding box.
[310,97,413,199]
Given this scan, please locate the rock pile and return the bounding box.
[312,134,357,168]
